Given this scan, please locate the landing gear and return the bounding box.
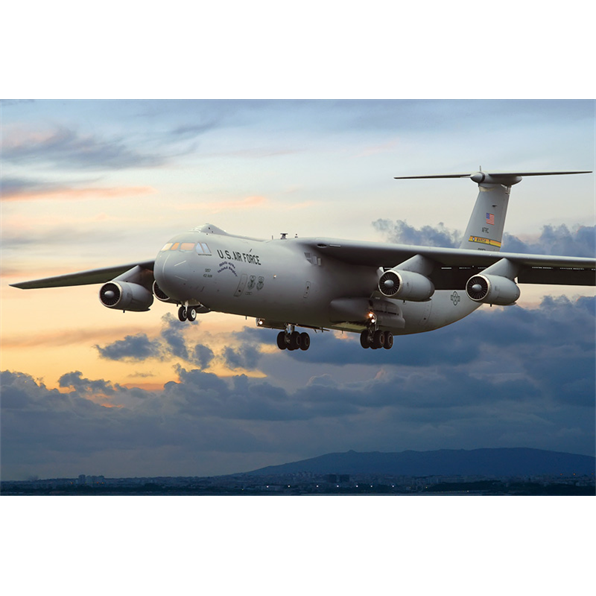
[178,305,197,322]
[276,328,311,351]
[360,328,394,350]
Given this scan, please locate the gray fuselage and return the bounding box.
[154,228,480,335]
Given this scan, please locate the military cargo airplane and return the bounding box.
[11,170,595,351]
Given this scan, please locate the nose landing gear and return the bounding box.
[178,305,197,322]
[276,326,311,351]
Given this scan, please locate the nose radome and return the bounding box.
[154,250,190,301]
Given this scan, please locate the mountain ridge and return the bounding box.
[244,448,595,477]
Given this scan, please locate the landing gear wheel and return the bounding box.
[187,307,197,322]
[299,332,310,351]
[276,331,287,350]
[288,331,302,351]
[372,329,385,349]
[383,331,393,350]
[360,330,371,349]
[178,306,187,322]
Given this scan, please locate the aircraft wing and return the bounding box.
[10,261,155,289]
[301,238,596,286]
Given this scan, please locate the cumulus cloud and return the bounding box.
[96,314,216,370]
[95,333,164,361]
[2,293,594,479]
[2,296,594,479]
[373,219,461,247]
[373,219,595,257]
[503,225,595,257]
[3,100,593,481]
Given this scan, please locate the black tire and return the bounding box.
[360,330,371,349]
[277,331,287,350]
[383,331,393,349]
[299,332,310,351]
[178,306,187,322]
[373,329,385,349]
[187,307,197,322]
[289,331,301,351]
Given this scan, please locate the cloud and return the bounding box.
[95,333,164,361]
[3,256,594,479]
[373,219,595,257]
[503,225,595,257]
[96,314,215,370]
[2,126,166,170]
[0,175,155,202]
[373,219,461,247]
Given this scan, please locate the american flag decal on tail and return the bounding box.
[486,213,495,225]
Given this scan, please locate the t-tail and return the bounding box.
[394,169,592,252]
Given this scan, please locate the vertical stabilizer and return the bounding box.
[460,183,510,251]
[394,170,591,253]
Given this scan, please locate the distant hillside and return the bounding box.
[246,448,596,477]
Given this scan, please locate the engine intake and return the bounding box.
[466,274,520,306]
[99,281,154,312]
[378,269,434,301]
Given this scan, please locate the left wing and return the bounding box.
[300,238,596,286]
[10,260,155,289]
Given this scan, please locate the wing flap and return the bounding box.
[10,261,155,289]
[518,266,596,286]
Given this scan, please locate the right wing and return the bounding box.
[299,238,596,287]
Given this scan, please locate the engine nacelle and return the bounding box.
[378,269,434,301]
[99,281,154,312]
[466,274,520,306]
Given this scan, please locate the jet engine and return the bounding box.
[99,281,154,312]
[378,269,435,301]
[465,274,520,306]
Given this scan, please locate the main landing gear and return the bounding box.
[360,328,394,350]
[277,326,311,351]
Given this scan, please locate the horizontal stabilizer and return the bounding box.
[394,169,592,253]
[395,170,592,186]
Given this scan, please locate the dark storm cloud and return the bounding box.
[96,314,214,370]
[95,333,163,361]
[373,219,595,257]
[503,225,595,257]
[2,296,594,479]
[373,219,461,247]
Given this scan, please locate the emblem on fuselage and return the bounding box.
[218,261,238,276]
[450,291,461,305]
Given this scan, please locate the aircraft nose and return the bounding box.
[154,250,191,301]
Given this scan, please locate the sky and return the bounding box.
[1,98,594,481]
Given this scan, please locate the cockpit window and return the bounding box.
[163,241,212,254]
[196,242,212,255]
